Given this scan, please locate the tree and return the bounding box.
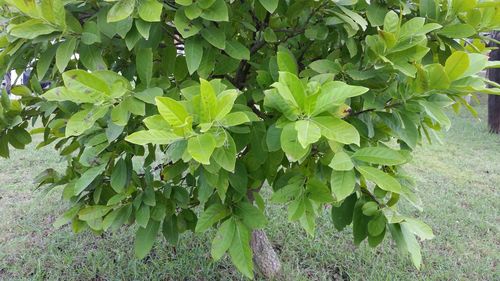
[0,0,499,278]
[488,31,500,134]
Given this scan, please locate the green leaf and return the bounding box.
[295,120,321,148]
[329,151,354,171]
[63,69,110,96]
[362,201,378,216]
[135,87,163,104]
[174,9,200,38]
[352,147,406,165]
[37,44,58,79]
[263,27,277,42]
[201,25,226,49]
[140,191,157,210]
[271,182,302,203]
[366,3,387,26]
[264,87,300,120]
[401,223,422,269]
[8,19,56,39]
[199,78,218,122]
[383,10,399,34]
[162,215,179,245]
[356,166,401,193]
[402,218,434,240]
[111,102,129,126]
[201,0,228,22]
[236,202,268,229]
[78,205,112,221]
[419,0,437,18]
[299,198,316,236]
[125,129,182,145]
[3,134,16,155]
[288,197,306,221]
[55,38,77,73]
[280,122,309,161]
[123,96,145,116]
[138,0,163,22]
[185,37,203,75]
[452,0,477,13]
[74,164,106,195]
[279,71,305,110]
[195,203,229,232]
[331,169,356,201]
[419,100,451,129]
[313,116,360,145]
[313,81,368,115]
[228,221,254,279]
[136,48,153,86]
[110,158,128,193]
[41,0,66,27]
[66,106,109,137]
[107,0,136,23]
[155,97,189,127]
[266,124,282,152]
[306,178,333,203]
[42,87,102,103]
[188,133,217,165]
[79,45,107,71]
[225,40,250,60]
[215,90,238,120]
[444,51,470,81]
[134,220,160,259]
[438,23,475,38]
[213,134,236,172]
[9,127,31,148]
[426,64,450,90]
[197,0,216,8]
[211,218,236,260]
[184,4,202,19]
[258,0,278,13]
[277,49,298,75]
[368,214,386,237]
[462,53,488,77]
[331,193,357,231]
[136,204,150,227]
[176,0,192,5]
[353,199,370,245]
[105,204,132,230]
[54,204,82,228]
[228,162,248,195]
[309,59,341,74]
[339,6,368,31]
[82,21,101,45]
[219,112,253,127]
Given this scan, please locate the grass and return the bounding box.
[0,99,499,280]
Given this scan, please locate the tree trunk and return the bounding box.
[487,31,500,134]
[488,95,500,134]
[247,189,282,279]
[251,229,282,279]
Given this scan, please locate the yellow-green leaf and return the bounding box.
[187,133,216,164]
[357,165,401,193]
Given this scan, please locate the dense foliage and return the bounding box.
[0,0,499,278]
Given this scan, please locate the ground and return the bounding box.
[0,99,499,280]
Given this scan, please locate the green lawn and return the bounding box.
[1,100,499,280]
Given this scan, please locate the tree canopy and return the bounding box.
[0,0,499,278]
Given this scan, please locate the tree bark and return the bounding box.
[487,31,500,134]
[247,189,282,279]
[250,229,282,279]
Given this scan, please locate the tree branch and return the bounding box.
[349,101,402,117]
[233,13,270,89]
